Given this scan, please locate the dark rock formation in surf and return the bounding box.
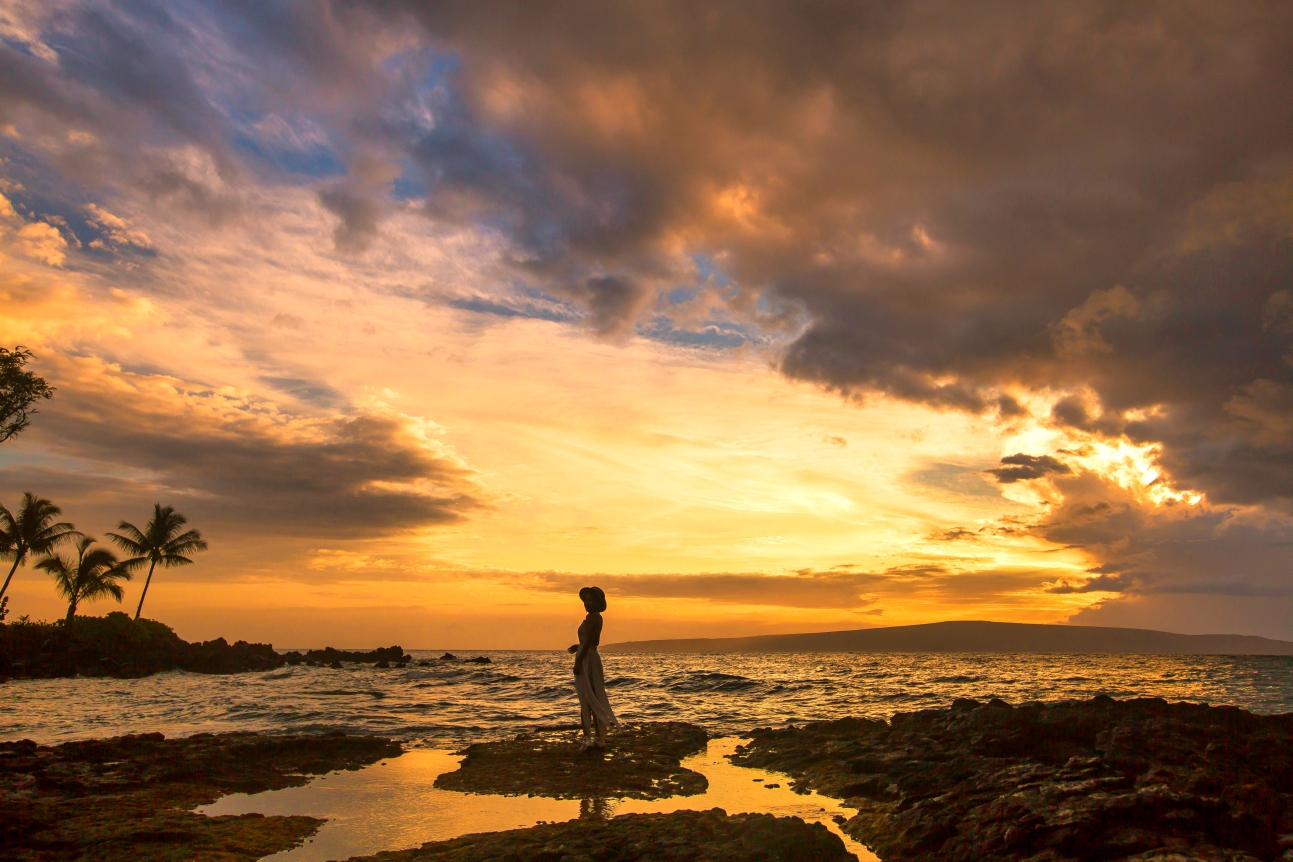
[0,730,401,861]
[355,809,853,862]
[0,613,285,679]
[434,721,709,800]
[283,645,408,666]
[732,695,1293,862]
[0,614,418,680]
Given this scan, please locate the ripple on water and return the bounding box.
[5,652,1293,744]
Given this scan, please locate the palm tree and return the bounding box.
[0,493,78,603]
[37,535,131,623]
[109,504,208,621]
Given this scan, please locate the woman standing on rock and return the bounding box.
[568,586,617,752]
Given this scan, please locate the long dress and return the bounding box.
[575,617,617,729]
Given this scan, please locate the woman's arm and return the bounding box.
[573,613,603,675]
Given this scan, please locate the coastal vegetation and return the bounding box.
[0,493,205,627]
[0,494,76,611]
[0,346,52,445]
[108,503,208,621]
[34,536,130,624]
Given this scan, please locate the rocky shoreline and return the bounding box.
[0,730,401,861]
[434,721,709,800]
[0,612,416,679]
[363,809,853,861]
[4,698,1291,861]
[733,696,1293,861]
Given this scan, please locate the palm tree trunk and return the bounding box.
[134,560,158,621]
[0,554,22,602]
[65,599,77,624]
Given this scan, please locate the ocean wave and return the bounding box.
[667,672,760,693]
[6,652,1293,745]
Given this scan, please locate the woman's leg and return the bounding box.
[592,714,606,746]
[581,702,593,739]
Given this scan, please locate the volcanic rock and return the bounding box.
[0,730,401,861]
[0,613,287,679]
[731,695,1293,862]
[298,645,407,665]
[434,721,709,800]
[351,808,853,862]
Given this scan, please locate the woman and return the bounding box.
[567,585,617,752]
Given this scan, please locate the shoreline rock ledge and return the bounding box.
[732,695,1293,862]
[435,721,709,800]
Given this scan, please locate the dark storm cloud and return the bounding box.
[1029,471,1293,599]
[8,1,1293,596]
[2,358,486,536]
[381,0,1293,506]
[987,454,1073,484]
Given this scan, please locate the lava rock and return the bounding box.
[358,809,852,862]
[434,721,709,800]
[732,695,1293,862]
[0,730,401,861]
[298,645,406,665]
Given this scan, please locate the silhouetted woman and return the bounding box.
[567,585,617,752]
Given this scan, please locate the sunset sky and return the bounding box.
[1,1,1291,647]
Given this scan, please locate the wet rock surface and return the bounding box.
[349,808,854,862]
[0,730,401,861]
[435,721,709,800]
[732,695,1293,862]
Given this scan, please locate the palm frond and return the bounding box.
[35,553,75,601]
[108,523,148,553]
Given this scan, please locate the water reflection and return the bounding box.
[198,738,879,861]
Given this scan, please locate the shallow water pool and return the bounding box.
[198,737,880,861]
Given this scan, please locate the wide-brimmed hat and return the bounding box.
[579,585,607,611]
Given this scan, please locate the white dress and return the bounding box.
[575,617,617,728]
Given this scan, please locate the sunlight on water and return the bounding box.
[5,651,1293,745]
[197,738,879,862]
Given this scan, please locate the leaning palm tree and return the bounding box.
[37,535,131,623]
[0,493,78,603]
[108,504,208,621]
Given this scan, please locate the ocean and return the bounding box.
[6,650,1293,744]
[9,650,1293,861]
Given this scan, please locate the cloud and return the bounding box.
[15,221,67,266]
[987,453,1073,484]
[318,185,385,253]
[10,356,489,536]
[84,203,150,251]
[524,569,879,609]
[376,0,1293,505]
[520,562,1063,610]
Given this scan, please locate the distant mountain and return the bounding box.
[603,620,1293,655]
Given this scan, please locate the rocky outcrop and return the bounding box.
[283,645,409,666]
[434,721,710,800]
[354,808,853,862]
[732,695,1293,862]
[0,730,402,861]
[438,652,492,663]
[0,613,288,679]
[0,614,419,680]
